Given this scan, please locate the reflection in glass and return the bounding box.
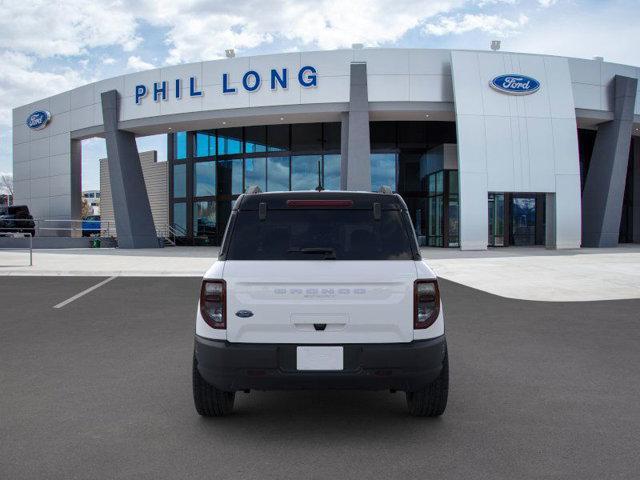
[323,154,341,190]
[371,153,397,192]
[194,201,216,238]
[195,131,215,157]
[174,131,187,160]
[217,128,242,155]
[267,156,289,191]
[245,157,266,192]
[173,164,186,197]
[194,161,216,197]
[173,202,187,234]
[292,155,321,190]
[218,159,243,195]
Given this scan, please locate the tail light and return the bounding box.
[200,280,226,329]
[414,279,440,329]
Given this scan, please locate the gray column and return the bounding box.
[582,75,638,247]
[339,112,349,190]
[344,63,371,191]
[633,138,640,243]
[69,139,82,237]
[101,90,159,248]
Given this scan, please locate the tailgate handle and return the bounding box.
[313,323,327,331]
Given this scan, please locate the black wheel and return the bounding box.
[406,347,449,417]
[192,353,235,417]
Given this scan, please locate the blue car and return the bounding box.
[82,215,101,237]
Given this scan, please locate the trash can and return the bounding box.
[91,238,101,248]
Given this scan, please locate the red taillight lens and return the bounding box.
[414,280,440,329]
[200,280,226,329]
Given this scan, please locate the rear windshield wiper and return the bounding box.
[287,247,337,259]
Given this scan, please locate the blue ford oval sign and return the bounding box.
[490,74,540,95]
[26,110,51,130]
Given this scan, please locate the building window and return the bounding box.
[292,155,322,190]
[194,200,216,240]
[168,123,340,245]
[175,131,187,160]
[267,156,290,191]
[217,128,243,155]
[173,163,186,198]
[245,126,267,153]
[194,161,216,197]
[371,153,397,192]
[323,154,341,190]
[292,123,322,151]
[427,171,444,247]
[218,159,243,194]
[267,124,289,152]
[245,157,267,191]
[195,131,216,157]
[173,202,187,234]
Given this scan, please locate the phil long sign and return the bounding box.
[490,74,540,95]
[135,66,318,105]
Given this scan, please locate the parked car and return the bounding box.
[192,189,448,417]
[82,215,101,237]
[0,205,35,236]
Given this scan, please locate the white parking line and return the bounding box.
[53,276,118,309]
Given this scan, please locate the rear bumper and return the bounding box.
[194,335,447,392]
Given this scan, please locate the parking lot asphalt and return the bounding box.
[1,276,640,480]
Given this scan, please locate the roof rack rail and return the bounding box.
[377,185,393,194]
[245,185,263,195]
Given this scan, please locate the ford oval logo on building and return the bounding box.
[490,74,540,95]
[26,110,51,130]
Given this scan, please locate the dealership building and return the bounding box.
[11,48,640,249]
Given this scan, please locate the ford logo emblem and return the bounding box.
[26,110,52,130]
[235,310,254,318]
[490,74,540,95]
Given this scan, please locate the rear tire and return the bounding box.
[192,354,235,417]
[406,347,449,417]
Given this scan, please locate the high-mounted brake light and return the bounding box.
[200,280,226,329]
[286,199,353,207]
[414,279,440,329]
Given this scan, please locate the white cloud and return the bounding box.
[102,57,116,65]
[424,13,529,36]
[134,0,466,64]
[0,51,86,125]
[538,0,558,6]
[0,0,141,57]
[126,56,156,72]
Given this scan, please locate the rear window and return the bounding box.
[225,209,416,260]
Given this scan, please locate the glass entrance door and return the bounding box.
[488,193,505,246]
[510,196,537,246]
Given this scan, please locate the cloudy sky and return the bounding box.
[1,0,638,190]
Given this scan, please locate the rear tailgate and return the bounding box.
[223,260,417,344]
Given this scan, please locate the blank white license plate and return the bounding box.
[296,346,344,371]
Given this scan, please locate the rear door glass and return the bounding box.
[226,209,415,260]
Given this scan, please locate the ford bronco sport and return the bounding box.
[193,188,448,417]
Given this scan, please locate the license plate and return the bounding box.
[296,346,344,371]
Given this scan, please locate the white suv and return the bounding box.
[193,189,448,417]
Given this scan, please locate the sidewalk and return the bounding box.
[1,245,640,301]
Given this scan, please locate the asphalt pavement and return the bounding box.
[1,276,639,479]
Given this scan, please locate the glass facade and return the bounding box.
[369,122,459,247]
[169,123,341,245]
